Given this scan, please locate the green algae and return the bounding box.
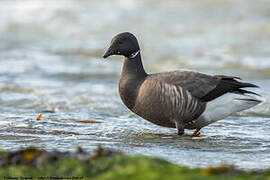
[0,155,269,180]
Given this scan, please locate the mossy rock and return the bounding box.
[1,155,269,180]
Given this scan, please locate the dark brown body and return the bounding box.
[119,56,206,129]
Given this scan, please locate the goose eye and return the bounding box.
[119,41,123,45]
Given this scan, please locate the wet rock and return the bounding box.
[0,145,121,168]
[203,165,241,175]
[92,144,122,159]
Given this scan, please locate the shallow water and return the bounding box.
[0,0,270,170]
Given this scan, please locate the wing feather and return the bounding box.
[149,70,259,102]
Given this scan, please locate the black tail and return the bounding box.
[236,89,260,96]
[202,76,259,102]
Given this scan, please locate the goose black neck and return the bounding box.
[122,53,147,78]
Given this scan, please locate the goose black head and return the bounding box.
[103,32,140,59]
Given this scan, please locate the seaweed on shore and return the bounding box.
[0,146,269,180]
[0,145,121,168]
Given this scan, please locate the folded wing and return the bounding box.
[151,70,259,102]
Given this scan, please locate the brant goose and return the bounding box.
[103,32,262,136]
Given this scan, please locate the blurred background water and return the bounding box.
[0,0,270,170]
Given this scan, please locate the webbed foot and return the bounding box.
[175,121,184,136]
[177,129,184,136]
[192,128,201,137]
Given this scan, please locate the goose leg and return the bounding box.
[192,128,201,137]
[175,121,184,136]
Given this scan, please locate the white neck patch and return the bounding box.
[128,50,140,59]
